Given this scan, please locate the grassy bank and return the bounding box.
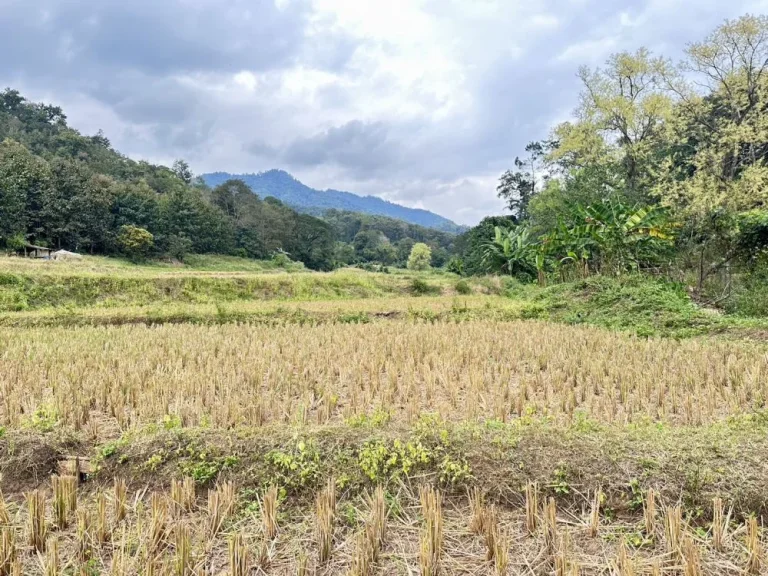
[4,416,768,515]
[506,274,768,338]
[0,264,482,313]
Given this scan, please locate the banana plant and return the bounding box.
[482,225,538,277]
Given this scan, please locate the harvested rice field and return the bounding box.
[1,259,768,575]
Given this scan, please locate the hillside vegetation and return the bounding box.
[203,170,466,233]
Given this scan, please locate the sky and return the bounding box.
[1,0,766,225]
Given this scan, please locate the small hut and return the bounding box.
[16,243,54,259]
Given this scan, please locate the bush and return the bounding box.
[410,277,440,296]
[446,257,465,275]
[116,225,154,260]
[272,251,293,268]
[4,233,27,251]
[455,279,472,295]
[166,234,193,262]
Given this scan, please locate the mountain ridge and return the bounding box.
[201,170,467,234]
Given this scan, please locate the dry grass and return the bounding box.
[2,320,767,432]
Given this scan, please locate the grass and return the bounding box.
[504,274,768,338]
[0,257,481,313]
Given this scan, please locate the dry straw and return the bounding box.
[262,486,279,541]
[419,487,443,576]
[0,527,16,576]
[588,489,602,538]
[114,478,128,522]
[25,490,47,553]
[544,497,558,555]
[4,321,766,430]
[229,533,250,576]
[524,482,538,535]
[315,478,336,564]
[712,497,724,552]
[682,535,701,576]
[664,505,682,557]
[644,489,656,536]
[746,516,762,575]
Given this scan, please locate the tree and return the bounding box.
[117,225,154,260]
[407,243,432,271]
[497,141,551,219]
[0,138,51,244]
[71,174,118,253]
[455,216,516,276]
[654,15,768,286]
[172,159,193,185]
[552,49,673,202]
[657,15,768,216]
[482,226,539,279]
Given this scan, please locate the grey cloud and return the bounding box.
[0,0,314,78]
[282,120,399,176]
[0,0,762,225]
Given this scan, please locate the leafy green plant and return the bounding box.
[265,440,321,489]
[358,439,431,482]
[21,404,59,432]
[483,225,538,278]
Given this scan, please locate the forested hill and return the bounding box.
[202,170,466,234]
[0,89,338,270]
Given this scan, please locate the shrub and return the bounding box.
[117,225,154,260]
[455,280,472,295]
[272,251,293,268]
[411,278,440,296]
[166,234,193,262]
[446,257,465,275]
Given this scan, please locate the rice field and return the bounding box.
[0,476,765,575]
[1,321,766,431]
[2,258,768,574]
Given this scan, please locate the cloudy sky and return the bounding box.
[1,0,766,224]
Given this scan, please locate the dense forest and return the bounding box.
[453,14,768,312]
[0,91,458,270]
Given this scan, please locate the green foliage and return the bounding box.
[265,440,321,489]
[454,279,472,295]
[0,94,338,270]
[407,243,432,271]
[116,225,154,260]
[345,407,391,428]
[358,439,431,482]
[180,453,240,485]
[410,277,440,296]
[483,225,538,279]
[20,403,59,432]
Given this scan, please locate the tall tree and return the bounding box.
[497,141,550,219]
[0,139,51,245]
[552,49,673,201]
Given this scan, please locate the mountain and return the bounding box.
[201,170,467,234]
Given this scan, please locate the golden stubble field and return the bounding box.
[1,319,767,431]
[2,289,768,575]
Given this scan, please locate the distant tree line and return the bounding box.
[0,89,457,270]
